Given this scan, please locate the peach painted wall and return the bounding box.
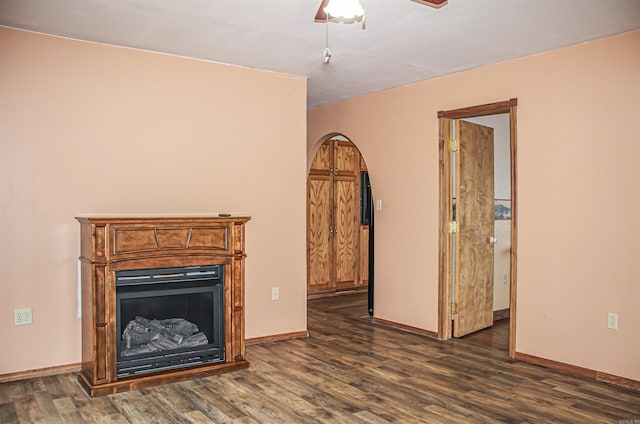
[0,28,307,374]
[308,30,640,381]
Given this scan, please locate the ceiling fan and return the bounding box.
[314,0,447,23]
[315,0,447,63]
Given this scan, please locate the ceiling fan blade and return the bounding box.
[410,0,448,8]
[314,0,330,22]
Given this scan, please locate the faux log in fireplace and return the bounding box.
[76,216,250,396]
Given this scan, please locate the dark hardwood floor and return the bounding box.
[460,317,509,352]
[1,293,638,423]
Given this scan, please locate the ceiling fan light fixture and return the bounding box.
[323,0,365,22]
[409,0,448,8]
[317,0,366,64]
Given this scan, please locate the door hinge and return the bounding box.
[329,226,334,238]
[449,221,458,233]
[451,302,458,315]
[450,139,459,152]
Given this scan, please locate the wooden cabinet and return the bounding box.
[307,139,368,296]
[76,215,250,396]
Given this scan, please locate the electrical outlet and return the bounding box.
[607,312,618,330]
[14,308,33,326]
[271,287,280,301]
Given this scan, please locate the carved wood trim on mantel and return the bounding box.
[76,215,250,396]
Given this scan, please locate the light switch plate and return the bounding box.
[607,312,618,330]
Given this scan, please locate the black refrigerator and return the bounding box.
[360,171,375,317]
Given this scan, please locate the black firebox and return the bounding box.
[115,265,225,378]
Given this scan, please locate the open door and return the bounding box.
[453,120,495,337]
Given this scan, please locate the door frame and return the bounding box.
[437,98,518,358]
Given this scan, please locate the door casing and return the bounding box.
[437,99,518,358]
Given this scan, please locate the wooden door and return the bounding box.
[308,141,334,292]
[454,120,495,337]
[333,141,359,290]
[307,139,366,295]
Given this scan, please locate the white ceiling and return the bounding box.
[1,0,639,108]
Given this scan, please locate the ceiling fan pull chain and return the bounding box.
[323,14,332,63]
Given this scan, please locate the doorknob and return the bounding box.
[489,237,498,244]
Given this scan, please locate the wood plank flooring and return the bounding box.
[460,318,509,351]
[1,293,638,423]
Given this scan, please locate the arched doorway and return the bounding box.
[307,134,374,314]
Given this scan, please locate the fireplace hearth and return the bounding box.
[76,216,250,396]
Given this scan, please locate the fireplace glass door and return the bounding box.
[115,265,225,377]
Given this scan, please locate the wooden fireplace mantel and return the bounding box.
[76,215,250,396]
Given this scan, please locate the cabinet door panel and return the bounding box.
[310,140,331,174]
[308,175,333,292]
[334,176,358,289]
[335,141,357,174]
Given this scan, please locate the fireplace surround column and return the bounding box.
[76,215,250,396]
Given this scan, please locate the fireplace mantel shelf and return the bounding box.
[76,216,250,396]
[76,214,250,220]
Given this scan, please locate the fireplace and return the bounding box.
[76,216,250,396]
[116,265,225,377]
